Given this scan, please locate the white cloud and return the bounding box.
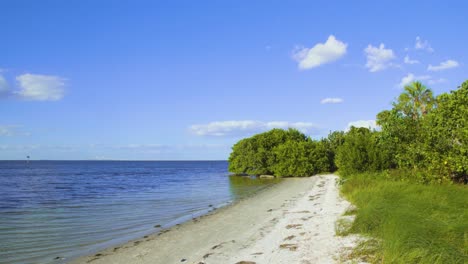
[15,73,66,101]
[415,36,434,52]
[364,43,396,72]
[346,120,379,131]
[114,144,168,150]
[427,59,459,72]
[0,144,40,151]
[111,144,169,154]
[0,75,9,95]
[97,143,226,150]
[320,97,343,104]
[428,78,447,85]
[292,35,347,70]
[102,143,229,155]
[0,144,75,152]
[190,120,319,137]
[398,73,431,88]
[0,125,21,136]
[191,121,262,137]
[398,73,446,88]
[0,126,15,136]
[404,55,419,64]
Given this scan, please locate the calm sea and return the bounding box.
[0,161,280,264]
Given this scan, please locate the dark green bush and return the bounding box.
[229,80,468,183]
[228,128,332,177]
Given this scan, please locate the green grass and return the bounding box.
[340,171,468,264]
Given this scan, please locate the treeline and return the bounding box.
[228,128,336,177]
[229,80,468,183]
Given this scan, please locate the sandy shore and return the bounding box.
[70,174,358,264]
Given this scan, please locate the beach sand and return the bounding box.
[70,174,358,264]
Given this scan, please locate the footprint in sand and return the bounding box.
[279,243,298,251]
[293,210,311,214]
[211,243,222,250]
[286,224,302,229]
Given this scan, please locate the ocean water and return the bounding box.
[0,161,280,264]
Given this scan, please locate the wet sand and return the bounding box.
[70,175,358,264]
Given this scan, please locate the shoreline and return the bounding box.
[70,175,358,264]
[63,177,280,263]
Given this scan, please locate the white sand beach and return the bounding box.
[70,175,358,264]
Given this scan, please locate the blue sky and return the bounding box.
[1,1,467,160]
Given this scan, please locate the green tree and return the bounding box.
[228,128,308,175]
[270,139,331,177]
[310,139,333,173]
[325,131,346,171]
[377,81,436,170]
[395,81,435,120]
[271,140,314,177]
[227,137,259,174]
[335,127,372,176]
[229,81,468,184]
[424,80,468,183]
[335,127,390,176]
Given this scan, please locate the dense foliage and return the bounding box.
[374,80,468,183]
[228,128,332,177]
[334,127,393,176]
[423,81,468,183]
[229,80,468,264]
[229,80,468,183]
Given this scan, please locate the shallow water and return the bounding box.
[0,161,280,264]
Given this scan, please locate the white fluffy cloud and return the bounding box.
[0,75,9,95]
[190,120,319,137]
[346,120,379,131]
[399,73,431,88]
[415,36,434,52]
[427,60,459,72]
[15,73,66,101]
[404,55,419,64]
[364,43,396,72]
[292,35,347,70]
[320,97,343,104]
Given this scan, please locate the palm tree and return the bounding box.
[394,81,435,120]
